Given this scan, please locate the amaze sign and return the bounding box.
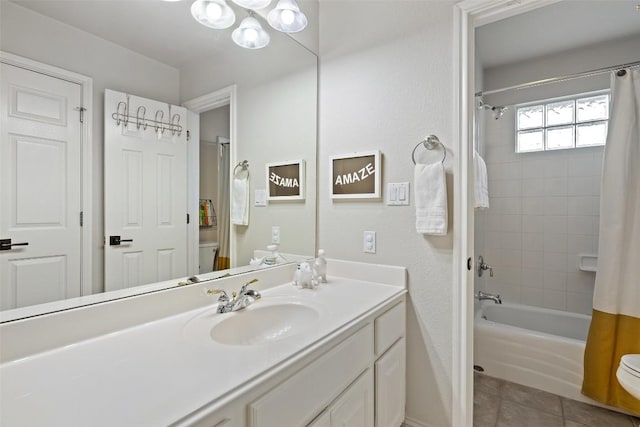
[266,160,305,200]
[330,150,381,199]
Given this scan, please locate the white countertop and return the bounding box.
[0,276,404,426]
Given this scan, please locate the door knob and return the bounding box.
[0,239,29,251]
[109,236,133,246]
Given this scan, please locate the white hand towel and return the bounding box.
[414,162,448,235]
[231,176,249,226]
[474,150,489,209]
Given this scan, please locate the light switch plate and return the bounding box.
[386,182,409,205]
[254,189,267,207]
[363,231,376,254]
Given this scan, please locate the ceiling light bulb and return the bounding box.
[267,0,307,33]
[231,0,272,9]
[205,2,223,19]
[191,0,235,29]
[232,15,270,49]
[280,9,295,25]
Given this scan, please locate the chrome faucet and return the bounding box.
[477,256,494,277]
[476,290,502,304]
[206,278,262,313]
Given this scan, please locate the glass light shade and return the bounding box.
[231,0,272,9]
[191,0,235,29]
[267,0,307,33]
[232,16,270,49]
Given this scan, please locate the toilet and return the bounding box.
[617,354,640,400]
[198,242,219,274]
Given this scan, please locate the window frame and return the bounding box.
[515,90,610,153]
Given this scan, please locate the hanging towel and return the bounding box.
[474,150,489,209]
[231,176,249,226]
[414,162,448,235]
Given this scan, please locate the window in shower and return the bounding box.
[516,91,609,153]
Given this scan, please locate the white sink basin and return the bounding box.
[211,304,320,346]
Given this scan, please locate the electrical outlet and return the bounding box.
[271,226,280,244]
[363,231,376,254]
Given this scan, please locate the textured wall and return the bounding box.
[318,1,455,425]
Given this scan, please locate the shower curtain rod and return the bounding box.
[475,59,640,97]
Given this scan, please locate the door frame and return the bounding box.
[183,85,237,275]
[451,1,562,425]
[0,51,94,297]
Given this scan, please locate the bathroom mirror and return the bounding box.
[0,0,317,321]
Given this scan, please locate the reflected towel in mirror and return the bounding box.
[231,176,249,225]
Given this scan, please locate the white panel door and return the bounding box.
[0,63,82,310]
[104,90,187,291]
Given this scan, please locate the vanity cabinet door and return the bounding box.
[307,411,330,427]
[375,338,405,427]
[329,369,374,427]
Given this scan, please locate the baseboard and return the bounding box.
[403,415,437,427]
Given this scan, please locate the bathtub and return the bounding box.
[474,301,593,403]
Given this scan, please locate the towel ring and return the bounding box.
[412,135,446,165]
[234,160,250,179]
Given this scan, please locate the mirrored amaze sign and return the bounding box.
[266,160,305,200]
[330,150,381,199]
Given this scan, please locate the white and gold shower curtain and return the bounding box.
[216,143,230,270]
[582,68,640,414]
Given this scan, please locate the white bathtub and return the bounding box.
[474,301,593,403]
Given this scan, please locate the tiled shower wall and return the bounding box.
[475,109,603,315]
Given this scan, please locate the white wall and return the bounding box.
[474,34,640,315]
[318,1,455,425]
[0,2,180,294]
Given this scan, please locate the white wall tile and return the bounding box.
[543,216,568,234]
[543,289,567,310]
[544,177,567,196]
[501,215,522,233]
[522,215,544,233]
[502,197,522,215]
[566,292,594,315]
[544,233,568,253]
[568,155,594,177]
[523,197,545,215]
[502,232,522,250]
[568,234,594,254]
[522,179,545,197]
[544,196,568,215]
[502,179,522,197]
[567,176,593,196]
[522,159,545,179]
[523,233,544,251]
[567,216,593,235]
[522,251,544,270]
[496,249,522,268]
[567,271,596,293]
[521,286,544,306]
[544,252,568,272]
[502,162,522,180]
[567,196,593,215]
[544,271,567,291]
[544,157,568,178]
[522,268,544,288]
[489,180,503,197]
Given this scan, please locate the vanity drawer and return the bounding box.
[248,324,373,427]
[374,301,405,356]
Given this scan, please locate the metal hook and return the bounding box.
[136,106,147,130]
[154,110,165,136]
[115,101,127,126]
[171,114,181,136]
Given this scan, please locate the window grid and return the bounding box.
[516,91,609,153]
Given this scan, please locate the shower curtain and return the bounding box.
[582,68,640,414]
[216,143,231,270]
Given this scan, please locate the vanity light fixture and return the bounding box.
[267,0,307,33]
[232,12,270,49]
[191,0,236,29]
[191,0,307,49]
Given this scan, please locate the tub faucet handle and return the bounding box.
[478,256,493,277]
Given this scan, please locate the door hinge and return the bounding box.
[75,107,86,123]
[80,211,84,227]
[186,130,191,142]
[187,213,190,224]
[467,257,472,271]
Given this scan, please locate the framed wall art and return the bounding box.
[330,150,381,199]
[266,159,305,201]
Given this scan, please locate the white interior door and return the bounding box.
[104,90,187,291]
[0,63,83,310]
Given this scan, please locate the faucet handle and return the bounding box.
[239,278,259,294]
[205,288,229,301]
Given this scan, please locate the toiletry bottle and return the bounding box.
[314,249,327,283]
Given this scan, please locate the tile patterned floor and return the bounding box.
[474,373,640,427]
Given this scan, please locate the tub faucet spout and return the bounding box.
[476,291,502,304]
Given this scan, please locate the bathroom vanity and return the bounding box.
[0,260,406,427]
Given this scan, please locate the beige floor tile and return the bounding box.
[497,400,564,427]
[562,398,634,427]
[501,381,562,416]
[474,388,500,427]
[475,372,505,397]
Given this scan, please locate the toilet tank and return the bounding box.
[199,242,219,274]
